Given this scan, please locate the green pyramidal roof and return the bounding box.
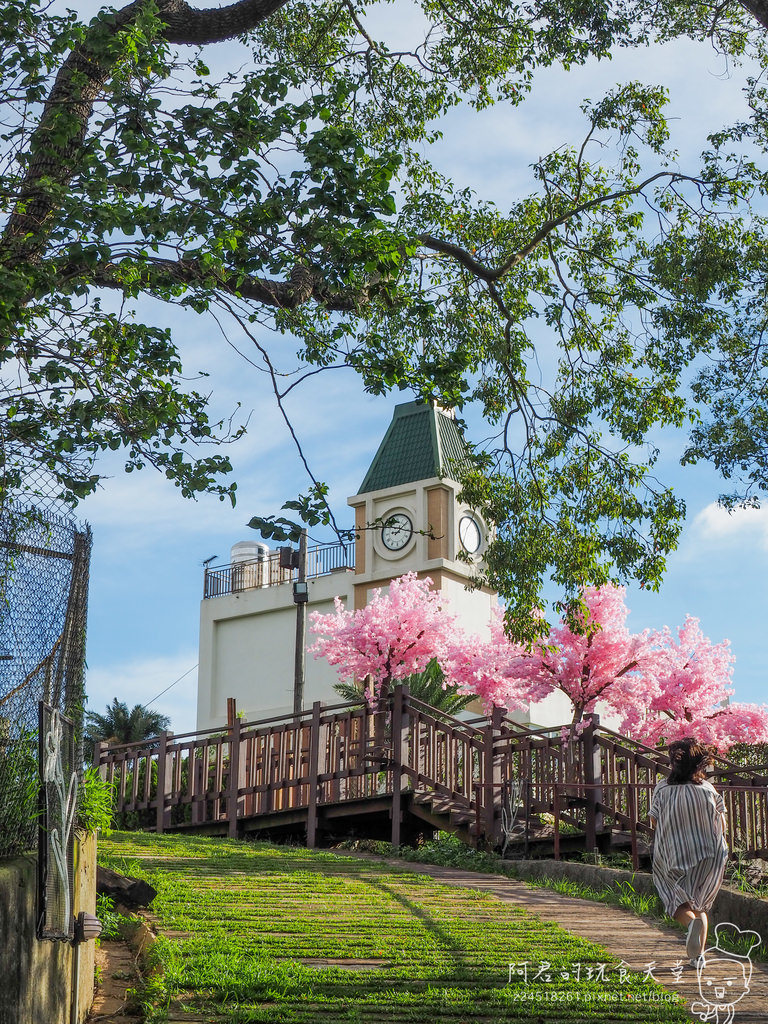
[358,401,470,494]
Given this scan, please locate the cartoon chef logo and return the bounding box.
[691,923,761,1024]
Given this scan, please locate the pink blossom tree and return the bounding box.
[442,605,552,715]
[449,584,657,730]
[448,584,768,752]
[311,574,768,753]
[309,572,463,704]
[540,585,659,729]
[619,616,768,753]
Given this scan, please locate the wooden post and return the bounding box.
[306,702,322,848]
[473,783,481,845]
[627,783,639,870]
[227,697,237,728]
[482,705,503,845]
[367,673,384,756]
[582,713,603,851]
[553,785,561,860]
[93,741,105,779]
[155,731,172,833]
[227,716,241,838]
[390,684,409,848]
[190,745,201,824]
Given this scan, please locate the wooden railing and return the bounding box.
[97,700,387,842]
[96,688,768,856]
[400,695,485,803]
[490,717,768,860]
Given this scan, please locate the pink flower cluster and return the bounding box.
[309,573,768,752]
[535,585,655,724]
[440,606,552,715]
[619,614,768,751]
[308,572,458,703]
[450,585,768,752]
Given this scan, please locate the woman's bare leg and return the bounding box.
[673,903,695,928]
[697,911,709,951]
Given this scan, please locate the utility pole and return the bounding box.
[292,529,308,716]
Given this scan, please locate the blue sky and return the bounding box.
[73,10,768,735]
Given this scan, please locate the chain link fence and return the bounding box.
[0,500,92,861]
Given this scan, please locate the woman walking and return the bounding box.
[649,737,729,964]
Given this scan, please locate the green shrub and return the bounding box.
[95,893,123,940]
[723,742,768,768]
[77,766,114,835]
[399,830,510,873]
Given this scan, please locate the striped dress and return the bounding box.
[650,778,729,916]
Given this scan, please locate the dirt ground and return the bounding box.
[85,912,155,1024]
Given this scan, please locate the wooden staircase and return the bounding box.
[409,788,476,835]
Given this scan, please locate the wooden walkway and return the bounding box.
[97,686,768,863]
[335,852,768,1023]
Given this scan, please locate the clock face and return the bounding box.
[459,514,482,554]
[381,512,413,551]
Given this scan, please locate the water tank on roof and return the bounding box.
[230,540,269,563]
[230,540,269,592]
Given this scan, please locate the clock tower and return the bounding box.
[197,397,572,730]
[347,401,496,634]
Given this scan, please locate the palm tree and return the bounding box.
[333,659,476,717]
[85,699,170,750]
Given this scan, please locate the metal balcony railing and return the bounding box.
[203,540,356,599]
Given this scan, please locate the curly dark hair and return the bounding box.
[667,737,715,785]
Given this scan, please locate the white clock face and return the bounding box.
[459,514,482,554]
[381,512,413,551]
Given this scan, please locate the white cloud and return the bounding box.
[691,503,768,551]
[86,653,199,737]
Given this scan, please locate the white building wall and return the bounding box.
[435,575,495,637]
[197,571,356,730]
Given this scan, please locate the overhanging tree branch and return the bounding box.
[158,0,292,44]
[418,171,690,282]
[1,0,291,266]
[58,165,705,316]
[63,257,381,311]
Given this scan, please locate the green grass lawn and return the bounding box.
[99,832,690,1024]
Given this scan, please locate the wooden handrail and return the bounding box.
[96,688,768,857]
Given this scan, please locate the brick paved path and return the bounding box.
[345,855,768,1023]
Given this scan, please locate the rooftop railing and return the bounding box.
[203,540,356,599]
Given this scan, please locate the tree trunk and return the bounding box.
[740,0,768,31]
[96,866,158,908]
